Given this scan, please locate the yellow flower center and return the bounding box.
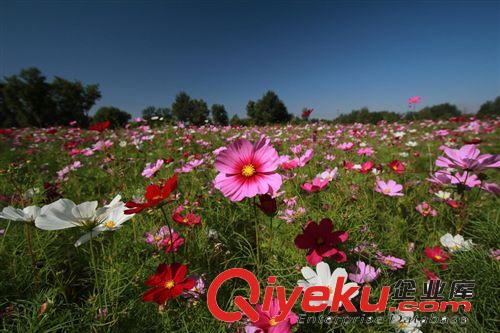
[451,245,460,250]
[316,237,324,245]
[383,188,391,194]
[435,255,442,260]
[105,220,116,228]
[183,218,189,223]
[269,317,279,326]
[241,164,256,177]
[164,280,175,289]
[155,235,162,241]
[398,322,408,329]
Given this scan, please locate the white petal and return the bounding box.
[72,201,98,220]
[301,266,320,285]
[316,262,331,285]
[0,206,27,221]
[74,230,101,247]
[23,206,41,221]
[35,214,77,230]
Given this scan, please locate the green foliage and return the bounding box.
[171,92,209,125]
[246,91,292,125]
[0,67,101,128]
[406,103,461,120]
[92,106,131,128]
[211,104,229,125]
[476,96,500,118]
[334,107,401,124]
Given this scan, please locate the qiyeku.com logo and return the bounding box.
[206,264,473,323]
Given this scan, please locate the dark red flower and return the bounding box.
[424,246,450,267]
[387,160,406,174]
[445,199,461,209]
[89,121,110,132]
[422,268,440,280]
[343,160,355,170]
[359,161,375,174]
[143,263,195,305]
[256,194,277,216]
[294,218,348,265]
[125,174,178,214]
[172,206,201,226]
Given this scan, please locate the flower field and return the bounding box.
[0,118,499,332]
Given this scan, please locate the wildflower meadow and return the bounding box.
[0,116,498,332]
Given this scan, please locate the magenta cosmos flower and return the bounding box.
[436,144,500,172]
[375,179,403,196]
[245,298,298,333]
[214,137,282,202]
[349,260,381,283]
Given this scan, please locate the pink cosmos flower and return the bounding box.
[375,179,403,196]
[301,177,329,193]
[214,137,282,202]
[348,261,381,284]
[298,149,314,167]
[337,142,354,151]
[357,147,374,156]
[279,156,299,170]
[141,159,164,178]
[408,96,421,105]
[427,170,453,186]
[436,144,500,172]
[415,202,437,217]
[245,298,298,333]
[450,172,481,188]
[376,252,405,270]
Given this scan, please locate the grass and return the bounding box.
[0,120,499,332]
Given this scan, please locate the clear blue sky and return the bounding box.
[1,1,499,118]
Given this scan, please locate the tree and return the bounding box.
[246,91,291,125]
[1,67,101,128]
[93,106,131,128]
[211,104,229,125]
[171,92,209,125]
[142,106,172,121]
[51,77,101,127]
[405,103,461,120]
[477,97,500,118]
[190,99,209,126]
[229,114,242,126]
[171,91,192,123]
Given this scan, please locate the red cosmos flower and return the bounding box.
[445,199,461,209]
[387,160,406,174]
[343,160,355,170]
[359,161,375,174]
[422,268,440,280]
[294,218,348,265]
[172,206,201,226]
[424,246,450,269]
[143,263,195,305]
[125,174,178,214]
[256,194,277,216]
[89,121,110,132]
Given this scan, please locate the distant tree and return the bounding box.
[334,107,400,124]
[406,103,461,120]
[50,77,101,127]
[246,91,291,125]
[142,106,172,121]
[93,106,131,128]
[477,97,500,118]
[229,114,242,126]
[1,67,101,128]
[190,99,210,126]
[211,104,229,125]
[171,91,192,123]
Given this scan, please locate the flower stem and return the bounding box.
[160,206,176,263]
[252,197,261,275]
[24,224,39,289]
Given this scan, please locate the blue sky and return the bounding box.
[1,1,499,118]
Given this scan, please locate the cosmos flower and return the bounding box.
[436,144,500,172]
[143,263,195,305]
[415,202,437,217]
[141,159,164,178]
[424,246,450,266]
[244,298,298,333]
[439,233,473,252]
[298,261,359,307]
[387,160,406,174]
[125,174,178,214]
[375,179,404,196]
[172,206,201,226]
[301,177,329,193]
[0,205,41,223]
[214,137,282,202]
[390,310,423,333]
[376,252,405,270]
[348,261,381,284]
[294,218,348,265]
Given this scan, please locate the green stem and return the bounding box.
[24,223,39,289]
[252,197,261,275]
[160,206,176,263]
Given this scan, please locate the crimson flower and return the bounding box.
[359,161,375,174]
[424,246,450,269]
[256,194,277,216]
[294,218,348,265]
[387,160,406,174]
[143,263,195,305]
[172,205,201,226]
[125,174,178,214]
[89,121,110,132]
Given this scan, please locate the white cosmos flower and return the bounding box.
[434,191,451,200]
[74,198,134,247]
[405,141,418,147]
[297,261,359,307]
[440,233,473,252]
[390,310,423,333]
[0,205,42,223]
[35,199,99,230]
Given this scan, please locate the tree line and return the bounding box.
[1,67,498,128]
